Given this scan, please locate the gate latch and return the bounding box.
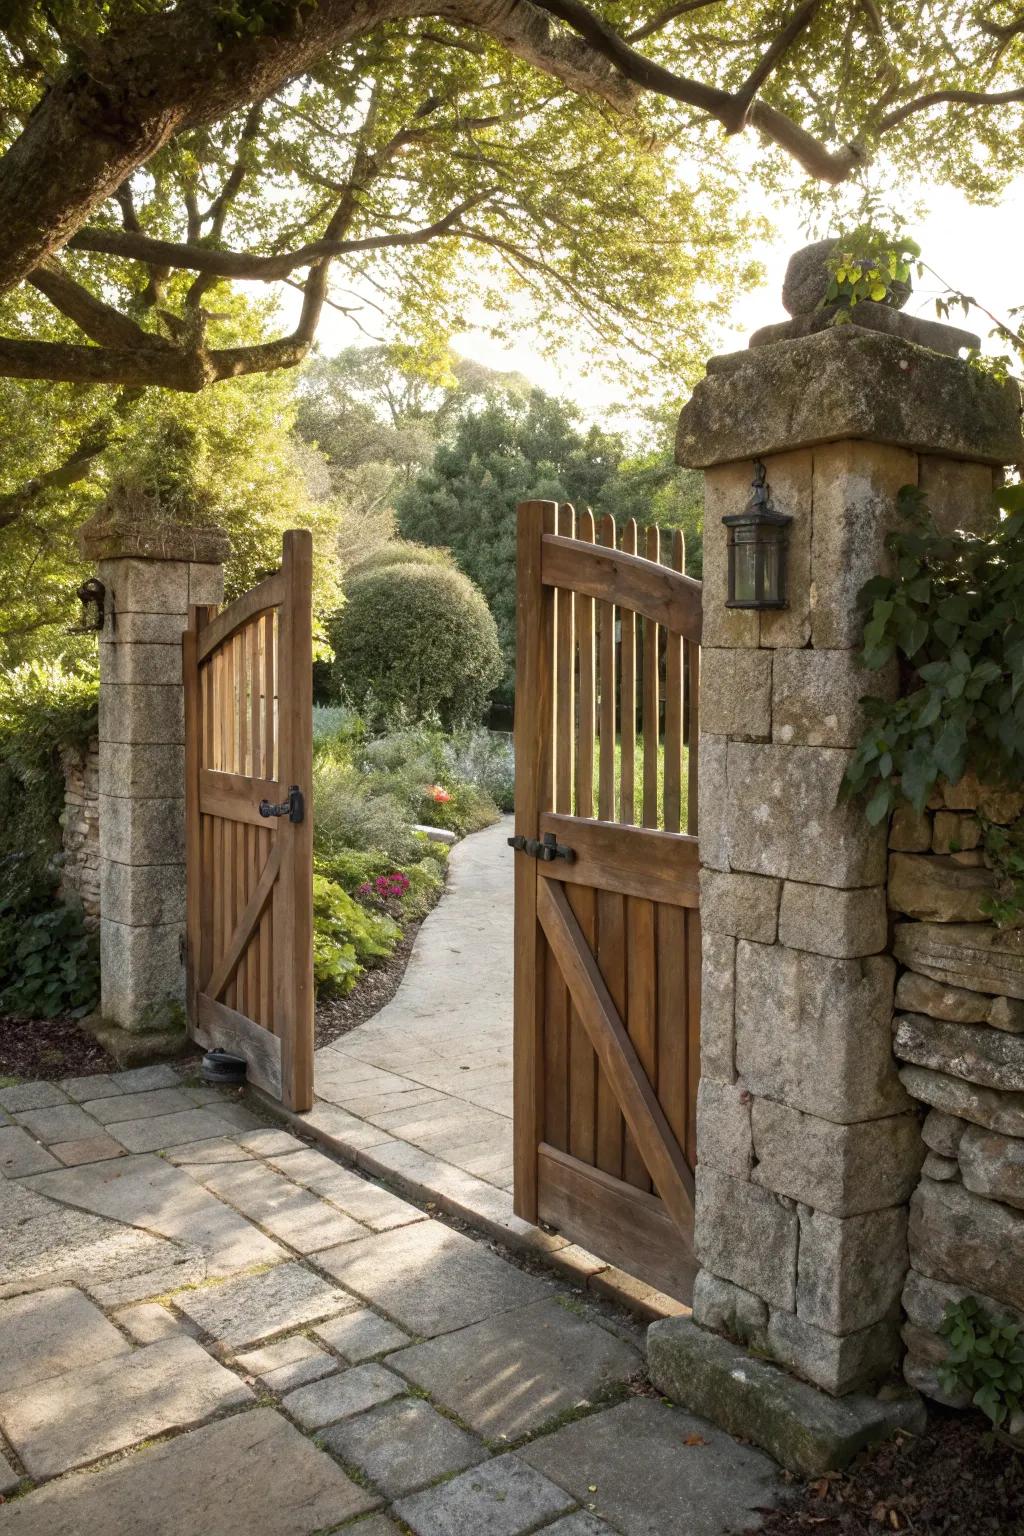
[507,831,575,864]
[258,784,305,824]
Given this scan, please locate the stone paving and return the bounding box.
[0,1059,782,1533]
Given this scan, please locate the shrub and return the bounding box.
[312,874,401,998]
[313,753,423,864]
[328,562,502,729]
[939,1296,1024,1437]
[444,729,514,812]
[346,539,456,579]
[0,896,100,1018]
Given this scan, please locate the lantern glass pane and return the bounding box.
[732,539,758,604]
[761,538,781,603]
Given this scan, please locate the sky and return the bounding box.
[303,175,1024,430]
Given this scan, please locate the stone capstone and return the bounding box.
[781,239,840,316]
[888,853,994,923]
[79,511,231,566]
[958,1124,1024,1211]
[894,1012,1024,1093]
[908,1176,1024,1313]
[899,1063,1024,1138]
[894,922,1024,999]
[646,1316,926,1476]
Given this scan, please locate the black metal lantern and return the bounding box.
[72,577,107,633]
[722,460,792,609]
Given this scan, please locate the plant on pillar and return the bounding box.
[822,226,921,318]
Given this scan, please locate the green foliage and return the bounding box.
[979,818,1024,929]
[443,729,515,814]
[328,563,502,730]
[824,226,921,315]
[842,484,1024,824]
[0,897,100,1019]
[939,1296,1024,1435]
[312,874,402,999]
[313,847,445,921]
[0,664,99,905]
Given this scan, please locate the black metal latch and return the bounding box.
[507,831,575,863]
[258,785,305,824]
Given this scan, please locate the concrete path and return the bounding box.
[0,1064,781,1534]
[314,816,515,1191]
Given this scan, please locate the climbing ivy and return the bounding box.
[823,226,921,316]
[841,483,1024,823]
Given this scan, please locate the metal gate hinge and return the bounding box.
[507,831,575,863]
[259,785,305,824]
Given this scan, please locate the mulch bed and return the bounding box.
[314,917,423,1050]
[0,1012,116,1082]
[763,1407,1024,1535]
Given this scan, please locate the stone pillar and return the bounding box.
[78,511,230,1058]
[658,246,1024,1416]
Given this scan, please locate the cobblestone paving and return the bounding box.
[0,1059,781,1534]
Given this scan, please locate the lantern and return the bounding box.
[722,460,792,609]
[72,577,107,633]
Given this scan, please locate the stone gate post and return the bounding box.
[648,243,1024,1468]
[77,511,230,1062]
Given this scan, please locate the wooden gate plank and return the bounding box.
[623,895,657,1192]
[538,814,699,908]
[205,841,282,1004]
[620,519,637,825]
[537,877,695,1238]
[541,534,702,641]
[196,995,283,1098]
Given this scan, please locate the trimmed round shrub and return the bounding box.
[346,539,455,580]
[329,562,502,729]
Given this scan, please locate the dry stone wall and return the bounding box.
[888,775,1024,1403]
[58,737,100,923]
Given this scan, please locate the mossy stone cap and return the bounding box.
[78,508,231,564]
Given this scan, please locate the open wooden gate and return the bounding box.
[183,530,314,1113]
[512,501,702,1302]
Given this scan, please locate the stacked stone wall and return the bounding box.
[58,737,100,922]
[888,775,1024,1402]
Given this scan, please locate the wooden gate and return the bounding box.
[183,530,314,1113]
[512,501,702,1302]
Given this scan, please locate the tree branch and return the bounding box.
[28,260,172,351]
[627,0,723,45]
[876,82,1024,133]
[730,0,826,129]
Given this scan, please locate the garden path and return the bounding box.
[0,1063,782,1534]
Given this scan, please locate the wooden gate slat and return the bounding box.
[554,504,575,816]
[642,525,660,831]
[206,841,282,1004]
[620,519,637,825]
[597,512,616,822]
[664,531,684,834]
[623,895,657,1192]
[594,887,625,1181]
[537,878,695,1238]
[566,882,597,1166]
[575,511,596,819]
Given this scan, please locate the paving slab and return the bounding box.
[314,1307,410,1362]
[173,1261,356,1349]
[387,1297,642,1439]
[518,1398,781,1536]
[0,1334,253,1480]
[0,1407,378,1534]
[108,1107,239,1152]
[60,1073,123,1101]
[12,1103,98,1145]
[83,1087,195,1123]
[316,1218,548,1337]
[321,1395,488,1498]
[165,1137,253,1164]
[267,1148,426,1230]
[236,1128,308,1157]
[198,1162,368,1252]
[114,1301,195,1343]
[26,1154,285,1279]
[108,1065,183,1092]
[543,1516,618,1535]
[393,1454,575,1536]
[51,1133,125,1165]
[0,1286,129,1392]
[211,1103,266,1131]
[235,1335,337,1393]
[282,1362,405,1429]
[0,1449,19,1496]
[0,1128,59,1178]
[0,1084,67,1114]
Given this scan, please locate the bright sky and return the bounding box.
[305,176,1024,430]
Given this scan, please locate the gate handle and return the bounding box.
[258,785,305,824]
[507,831,574,863]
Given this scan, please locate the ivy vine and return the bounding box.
[823,226,921,316]
[841,482,1024,824]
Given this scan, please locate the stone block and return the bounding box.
[281,1362,405,1430]
[313,1307,410,1362]
[894,921,1024,999]
[700,464,760,648]
[989,996,1024,1033]
[724,742,887,887]
[735,943,904,1123]
[921,1151,959,1181]
[894,1012,1024,1092]
[100,556,190,614]
[102,859,186,926]
[908,1176,1024,1312]
[699,869,779,942]
[695,1166,798,1309]
[394,1454,574,1536]
[810,441,919,649]
[321,1396,487,1500]
[899,1063,1024,1138]
[932,811,982,854]
[188,561,225,606]
[692,1268,769,1347]
[98,683,184,746]
[100,794,184,866]
[99,640,183,685]
[918,456,998,535]
[751,1099,922,1215]
[922,1108,967,1156]
[773,649,893,748]
[902,1266,1024,1335]
[758,449,813,649]
[696,1080,753,1176]
[697,734,729,871]
[796,1206,908,1333]
[942,769,1024,823]
[700,932,736,1083]
[889,803,932,852]
[901,1321,972,1407]
[699,648,772,740]
[765,1308,902,1396]
[110,611,192,644]
[895,971,990,1024]
[778,882,887,958]
[100,917,184,1029]
[958,1124,1024,1211]
[888,853,994,922]
[647,1315,926,1476]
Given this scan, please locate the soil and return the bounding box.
[763,1406,1024,1536]
[314,917,423,1050]
[0,1012,117,1082]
